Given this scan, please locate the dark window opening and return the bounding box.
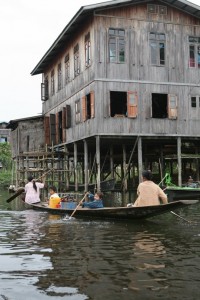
[27,135,29,152]
[191,97,197,108]
[152,93,168,118]
[110,91,127,117]
[58,111,63,143]
[86,94,91,119]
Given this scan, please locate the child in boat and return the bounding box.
[82,191,104,209]
[49,186,61,208]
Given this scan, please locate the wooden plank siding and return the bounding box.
[40,1,200,145]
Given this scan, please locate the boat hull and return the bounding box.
[27,200,199,220]
[165,187,200,202]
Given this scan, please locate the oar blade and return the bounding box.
[6,188,25,203]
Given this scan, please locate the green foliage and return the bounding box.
[0,143,12,170]
[0,170,12,188]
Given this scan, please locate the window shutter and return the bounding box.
[127,91,138,118]
[82,96,87,121]
[168,94,177,119]
[62,107,66,142]
[90,91,95,118]
[50,114,56,145]
[44,116,50,145]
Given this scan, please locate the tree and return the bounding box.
[0,143,12,170]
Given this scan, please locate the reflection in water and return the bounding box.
[0,191,200,299]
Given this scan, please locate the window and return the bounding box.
[51,70,55,96]
[85,32,91,67]
[189,36,200,68]
[75,100,81,123]
[50,114,56,145]
[110,91,138,118]
[41,76,49,101]
[147,4,167,15]
[58,63,62,91]
[65,54,70,84]
[149,32,166,66]
[191,96,200,108]
[74,44,80,77]
[82,92,95,121]
[58,111,63,143]
[191,97,196,108]
[152,93,177,119]
[109,28,125,63]
[0,137,7,143]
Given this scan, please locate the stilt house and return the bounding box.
[31,0,200,191]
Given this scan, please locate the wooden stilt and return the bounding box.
[138,136,143,183]
[177,137,182,186]
[84,139,88,192]
[96,136,101,192]
[74,142,78,191]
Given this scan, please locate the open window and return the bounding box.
[82,92,95,121]
[152,93,177,119]
[58,111,63,143]
[110,91,138,117]
[50,114,56,145]
[44,117,50,145]
[110,91,127,117]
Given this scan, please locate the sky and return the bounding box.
[0,0,199,122]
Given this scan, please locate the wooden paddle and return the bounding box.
[170,211,196,224]
[67,193,88,219]
[6,187,25,203]
[6,168,54,203]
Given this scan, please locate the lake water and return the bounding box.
[0,189,200,300]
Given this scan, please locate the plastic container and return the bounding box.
[60,201,77,209]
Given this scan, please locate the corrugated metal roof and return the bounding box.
[31,0,200,76]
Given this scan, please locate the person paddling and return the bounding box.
[82,191,104,209]
[25,175,45,204]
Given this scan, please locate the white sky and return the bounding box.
[0,0,199,122]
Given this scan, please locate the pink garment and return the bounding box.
[25,181,44,204]
[133,180,168,207]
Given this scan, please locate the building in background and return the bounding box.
[0,122,10,143]
[16,0,200,191]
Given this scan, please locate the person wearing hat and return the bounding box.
[133,170,168,207]
[25,175,45,204]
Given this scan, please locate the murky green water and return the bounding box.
[0,189,200,299]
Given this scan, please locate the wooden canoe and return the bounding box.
[165,186,200,202]
[25,200,199,220]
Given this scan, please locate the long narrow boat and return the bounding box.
[26,200,199,220]
[165,187,200,202]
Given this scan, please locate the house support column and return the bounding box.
[138,136,143,183]
[84,139,88,192]
[64,145,69,190]
[122,144,127,191]
[96,136,101,192]
[110,146,114,178]
[177,137,182,186]
[74,142,78,192]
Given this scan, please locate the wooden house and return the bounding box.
[0,122,10,143]
[31,0,200,191]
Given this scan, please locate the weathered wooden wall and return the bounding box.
[41,1,200,145]
[10,117,45,158]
